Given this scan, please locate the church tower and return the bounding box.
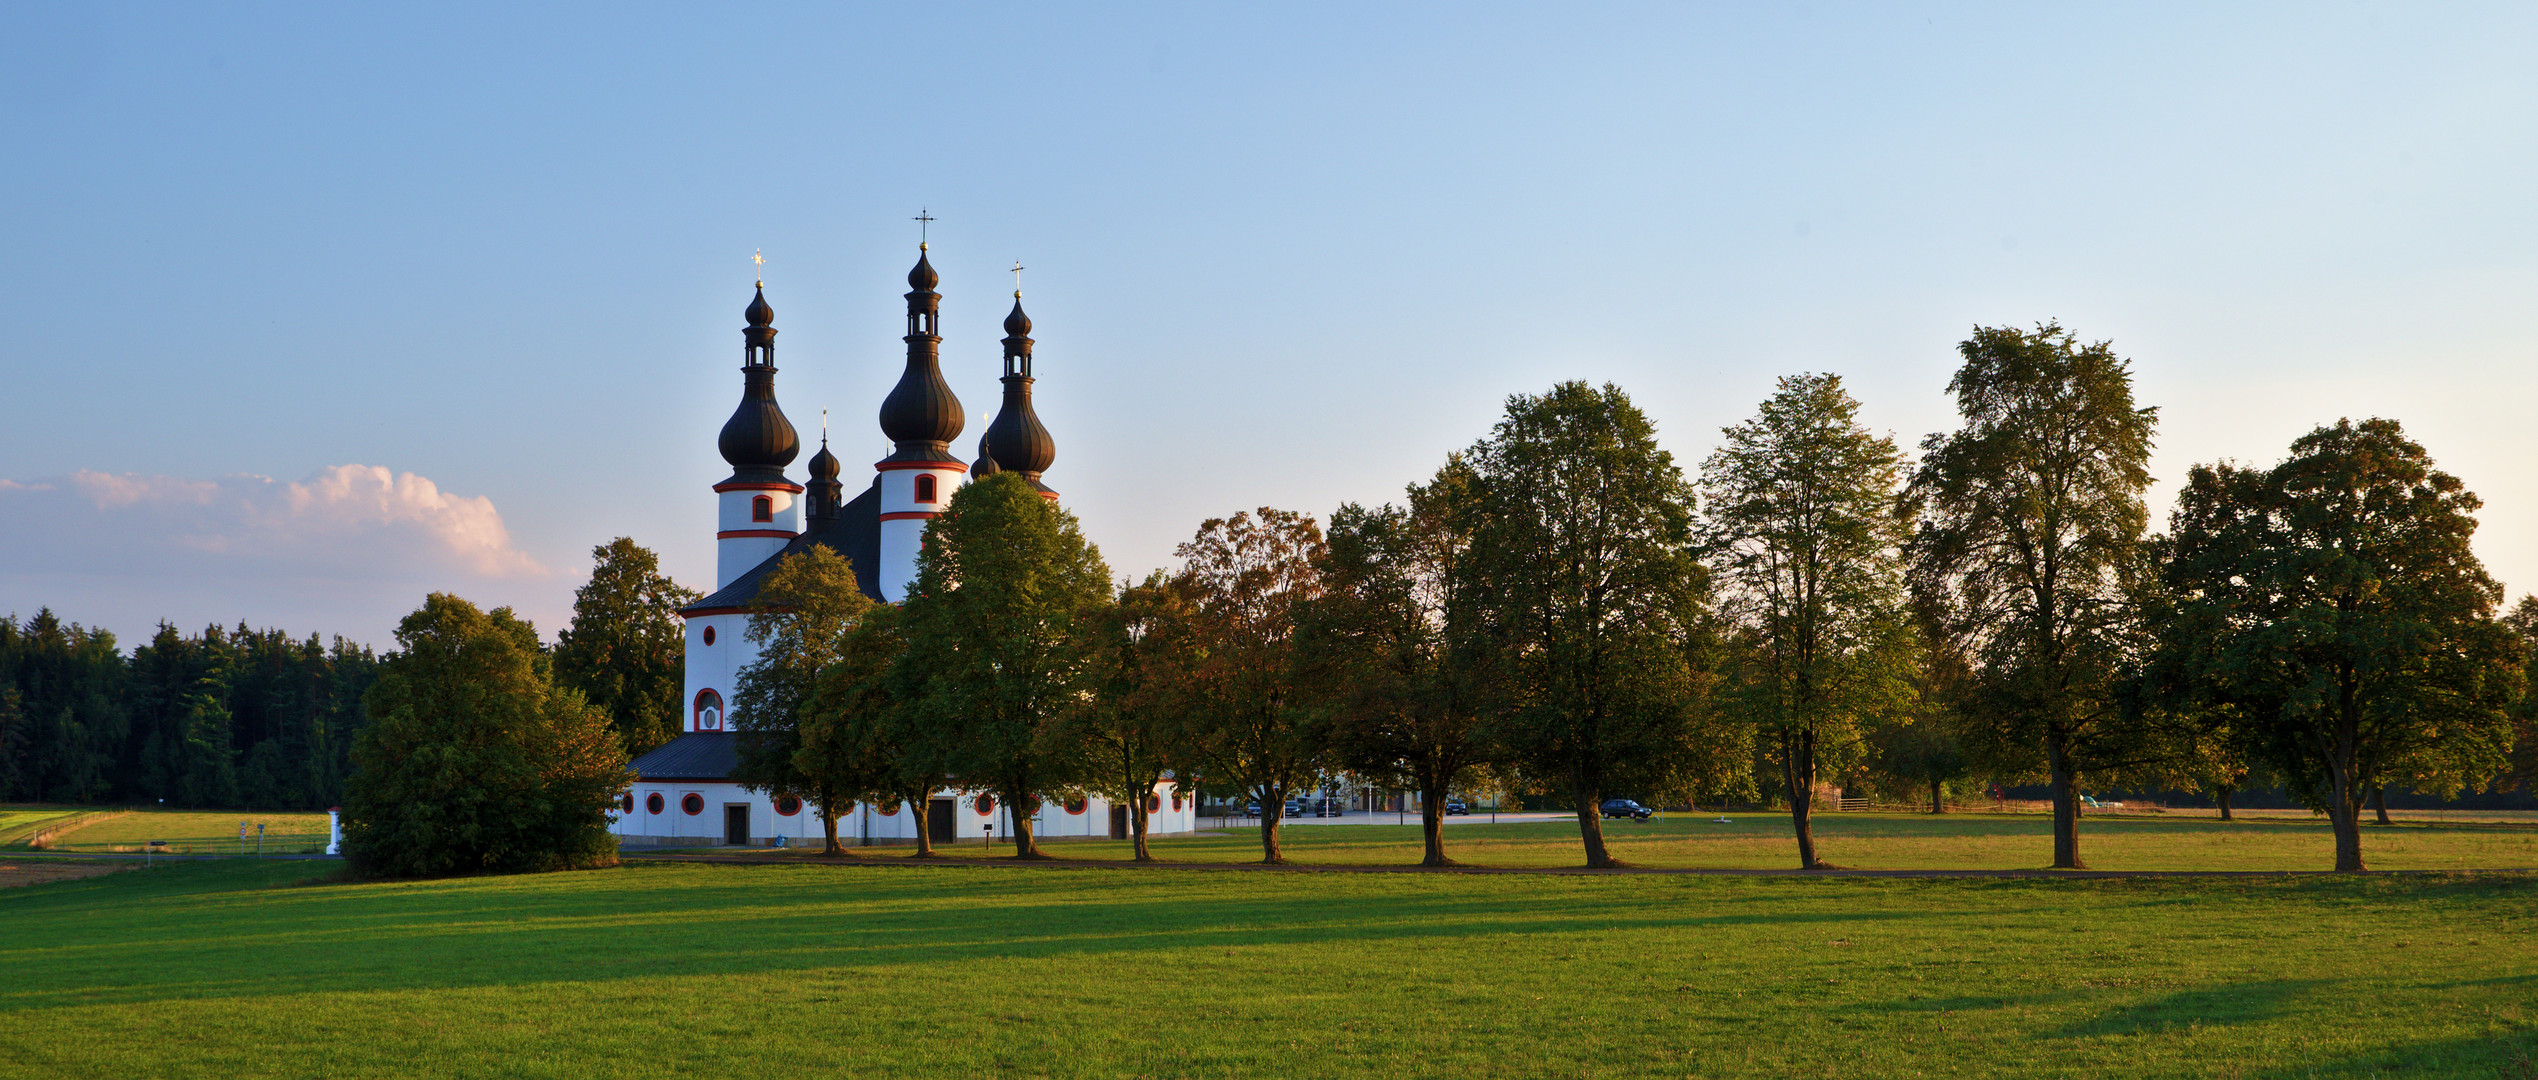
[974,289,1057,499]
[714,283,801,589]
[872,245,967,601]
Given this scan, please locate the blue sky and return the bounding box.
[4,3,2535,648]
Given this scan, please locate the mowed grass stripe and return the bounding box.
[0,858,2530,1078]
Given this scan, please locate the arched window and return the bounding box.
[974,794,996,816]
[751,495,773,522]
[774,796,802,817]
[646,793,665,815]
[694,688,724,731]
[681,793,705,815]
[914,475,937,503]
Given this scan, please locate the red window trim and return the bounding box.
[914,475,938,503]
[1064,797,1088,816]
[974,794,996,816]
[774,796,801,817]
[680,793,704,816]
[646,793,665,815]
[751,495,773,523]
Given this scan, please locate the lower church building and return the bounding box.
[611,244,1194,846]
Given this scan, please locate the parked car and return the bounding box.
[1243,801,1261,817]
[1600,799,1655,821]
[1443,800,1470,816]
[1313,797,1348,817]
[2080,795,2125,810]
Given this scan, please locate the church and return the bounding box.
[610,243,1198,847]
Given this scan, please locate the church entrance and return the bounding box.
[928,798,957,845]
[723,805,749,846]
[1109,805,1129,840]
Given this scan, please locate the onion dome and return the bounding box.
[970,433,1001,478]
[804,437,843,519]
[878,245,964,460]
[719,285,799,482]
[907,245,939,291]
[979,295,1056,491]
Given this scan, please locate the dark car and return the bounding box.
[1443,800,1470,816]
[1600,799,1655,821]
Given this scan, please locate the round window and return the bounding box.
[645,793,665,815]
[877,800,900,817]
[620,793,635,814]
[774,796,801,817]
[1064,797,1088,816]
[702,626,716,646]
[1172,794,1185,812]
[1146,794,1162,814]
[974,794,996,816]
[681,793,704,816]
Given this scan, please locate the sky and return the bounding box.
[4,3,2536,651]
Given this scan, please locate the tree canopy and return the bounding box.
[554,538,698,755]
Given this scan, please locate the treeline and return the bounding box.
[0,613,378,809]
[709,321,2538,874]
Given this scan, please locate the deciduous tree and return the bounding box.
[343,594,626,877]
[1904,323,2165,869]
[2160,419,2523,870]
[1700,373,1917,868]
[1069,571,1197,861]
[729,546,877,854]
[1465,382,1737,868]
[1176,507,1328,864]
[900,473,1112,859]
[554,538,699,754]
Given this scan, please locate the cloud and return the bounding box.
[0,465,550,647]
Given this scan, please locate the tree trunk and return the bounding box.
[1005,789,1046,859]
[1784,729,1824,869]
[1572,770,1621,868]
[2328,687,2367,871]
[1930,777,1945,815]
[1259,782,1288,864]
[2216,784,2234,822]
[2046,725,2086,869]
[909,795,936,858]
[1131,791,1153,862]
[1417,770,1458,868]
[2371,784,2393,826]
[819,805,843,856]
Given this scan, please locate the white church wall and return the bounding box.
[678,613,755,733]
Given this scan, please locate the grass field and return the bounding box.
[5,808,333,854]
[0,857,2530,1079]
[720,812,2538,873]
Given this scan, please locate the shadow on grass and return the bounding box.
[2040,979,2331,1038]
[0,858,1981,1012]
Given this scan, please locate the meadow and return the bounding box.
[2,818,2534,1078]
[5,808,333,855]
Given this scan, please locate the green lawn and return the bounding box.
[0,807,83,836]
[739,811,2538,873]
[0,857,2531,1078]
[10,808,333,854]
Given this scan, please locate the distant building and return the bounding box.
[612,245,1194,847]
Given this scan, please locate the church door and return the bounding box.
[723,805,749,846]
[1109,805,1129,840]
[928,798,957,845]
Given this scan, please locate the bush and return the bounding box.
[342,594,627,877]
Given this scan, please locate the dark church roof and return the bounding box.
[680,476,885,616]
[628,731,736,781]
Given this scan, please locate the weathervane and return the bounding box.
[752,249,765,287]
[914,208,934,247]
[1011,260,1025,298]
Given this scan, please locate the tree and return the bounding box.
[728,546,877,855]
[1069,571,1197,862]
[1176,507,1329,864]
[2503,596,2538,796]
[342,594,627,877]
[1699,373,1917,868]
[2160,419,2523,870]
[554,538,700,755]
[798,606,935,854]
[1464,382,1738,868]
[1307,459,1500,867]
[1904,323,2165,870]
[901,473,1113,859]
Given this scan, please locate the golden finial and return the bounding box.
[752,249,765,287]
